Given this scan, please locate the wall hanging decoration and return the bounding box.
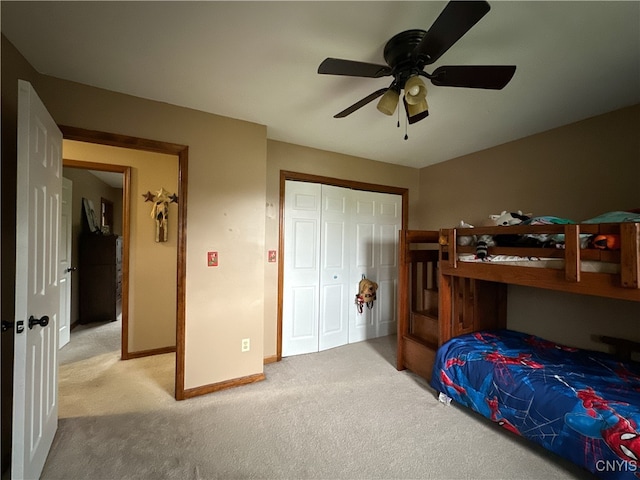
[143,187,178,242]
[82,197,99,233]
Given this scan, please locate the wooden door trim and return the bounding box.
[277,170,409,361]
[60,126,188,401]
[63,160,132,359]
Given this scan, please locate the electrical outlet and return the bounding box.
[241,338,250,352]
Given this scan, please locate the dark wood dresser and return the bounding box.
[79,234,122,323]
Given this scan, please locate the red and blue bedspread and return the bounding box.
[430,329,640,479]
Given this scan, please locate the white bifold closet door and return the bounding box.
[282,180,401,357]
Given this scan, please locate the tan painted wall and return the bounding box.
[416,105,640,351]
[264,140,421,358]
[416,105,640,229]
[63,141,179,352]
[2,35,267,390]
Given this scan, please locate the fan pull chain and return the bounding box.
[397,105,400,128]
[404,113,408,140]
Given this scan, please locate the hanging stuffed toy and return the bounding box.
[355,276,378,313]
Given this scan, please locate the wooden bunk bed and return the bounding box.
[396,230,508,380]
[397,221,640,480]
[439,222,640,302]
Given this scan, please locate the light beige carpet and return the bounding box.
[42,321,594,480]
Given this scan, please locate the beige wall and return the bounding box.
[417,105,640,351]
[62,166,123,326]
[264,141,421,357]
[63,142,179,352]
[2,35,267,390]
[416,105,640,229]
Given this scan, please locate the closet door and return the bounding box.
[283,180,402,356]
[349,191,401,342]
[318,185,351,351]
[282,181,321,356]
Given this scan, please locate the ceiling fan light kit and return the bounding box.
[318,0,516,133]
[376,88,400,116]
[403,76,427,105]
[406,98,429,123]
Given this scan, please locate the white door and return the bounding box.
[318,185,350,351]
[12,80,62,480]
[59,177,72,348]
[282,181,321,356]
[349,190,402,342]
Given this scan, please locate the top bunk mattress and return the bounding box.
[457,253,620,273]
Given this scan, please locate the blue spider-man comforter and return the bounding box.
[430,329,640,480]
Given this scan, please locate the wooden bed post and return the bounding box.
[397,229,409,371]
[564,224,580,282]
[438,271,452,346]
[621,222,640,288]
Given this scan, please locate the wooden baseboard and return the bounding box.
[122,345,176,360]
[182,372,266,399]
[263,355,278,365]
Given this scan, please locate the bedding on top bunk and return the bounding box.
[430,329,640,480]
[456,211,640,266]
[456,254,621,273]
[502,211,640,249]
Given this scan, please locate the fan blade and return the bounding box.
[334,88,388,118]
[413,1,491,65]
[430,65,516,89]
[318,58,392,78]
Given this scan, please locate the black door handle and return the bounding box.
[65,267,77,273]
[28,315,49,329]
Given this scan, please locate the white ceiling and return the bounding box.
[2,1,639,169]
[88,170,123,189]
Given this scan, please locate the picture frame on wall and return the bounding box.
[83,197,99,233]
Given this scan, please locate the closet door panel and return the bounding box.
[354,223,375,268]
[319,185,350,351]
[283,181,321,356]
[290,286,317,338]
[374,194,401,336]
[350,195,377,342]
[349,191,401,342]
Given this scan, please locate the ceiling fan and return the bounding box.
[318,1,516,125]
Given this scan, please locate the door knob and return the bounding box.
[28,315,49,329]
[65,267,77,273]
